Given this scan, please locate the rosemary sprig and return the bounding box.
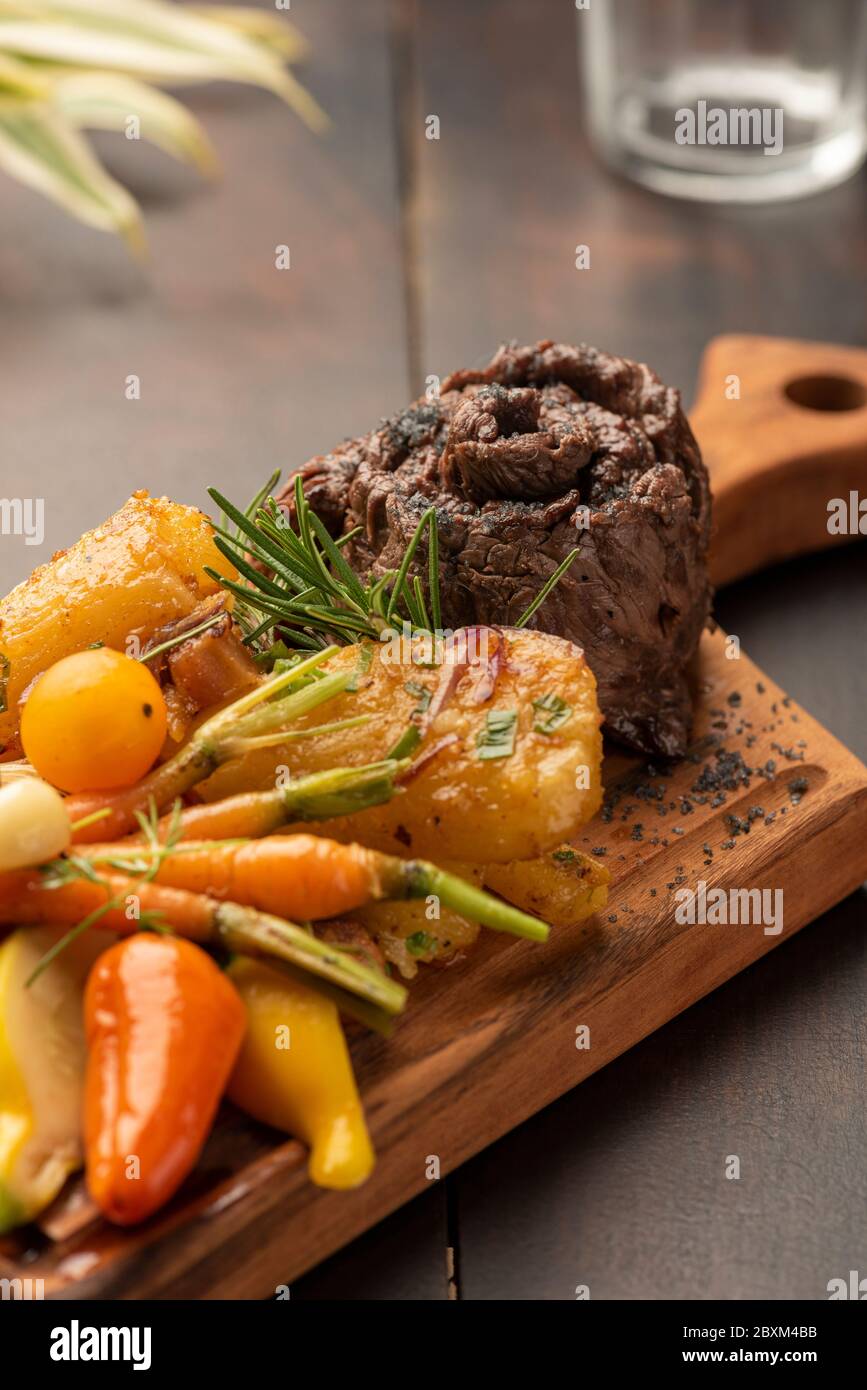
[206,473,582,655]
[206,476,444,653]
[385,505,437,625]
[514,548,581,629]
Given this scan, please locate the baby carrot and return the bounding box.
[84,933,246,1225]
[86,833,551,942]
[0,868,213,940]
[0,868,406,1025]
[115,836,383,920]
[119,760,406,845]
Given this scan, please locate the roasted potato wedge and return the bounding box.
[0,493,231,759]
[483,846,609,928]
[200,627,603,862]
[357,845,608,978]
[355,861,483,979]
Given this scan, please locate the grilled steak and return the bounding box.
[277,340,712,757]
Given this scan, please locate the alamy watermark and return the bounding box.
[827,491,867,535]
[675,881,784,936]
[1,1276,44,1300]
[0,497,44,546]
[827,1270,867,1299]
[675,100,783,157]
[379,622,494,668]
[50,1321,151,1371]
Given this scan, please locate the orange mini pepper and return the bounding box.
[83,932,246,1226]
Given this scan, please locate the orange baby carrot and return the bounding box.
[67,755,215,846]
[0,868,407,1023]
[132,835,382,921]
[82,834,550,941]
[108,760,405,848]
[1,848,369,940]
[0,869,214,941]
[83,933,246,1225]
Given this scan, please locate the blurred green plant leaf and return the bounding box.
[0,0,326,248]
[53,70,219,175]
[0,98,144,249]
[190,6,309,63]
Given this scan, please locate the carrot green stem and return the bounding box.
[225,669,349,746]
[66,649,352,844]
[277,758,407,823]
[226,712,371,755]
[177,645,341,776]
[393,861,550,942]
[206,646,338,730]
[215,901,407,1016]
[247,955,395,1037]
[183,758,406,839]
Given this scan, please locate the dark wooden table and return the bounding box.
[1,0,864,1300]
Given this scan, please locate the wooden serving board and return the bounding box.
[3,334,867,1298]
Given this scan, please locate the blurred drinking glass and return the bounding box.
[581,0,867,202]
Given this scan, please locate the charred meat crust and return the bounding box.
[277,340,712,757]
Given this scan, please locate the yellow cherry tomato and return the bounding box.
[20,649,167,793]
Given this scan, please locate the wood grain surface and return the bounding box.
[0,0,865,1300]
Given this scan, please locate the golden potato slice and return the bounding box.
[355,847,608,979]
[200,627,603,863]
[483,846,609,928]
[0,493,231,759]
[355,862,483,980]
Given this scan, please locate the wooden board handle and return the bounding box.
[689,334,867,587]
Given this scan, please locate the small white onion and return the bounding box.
[0,778,71,871]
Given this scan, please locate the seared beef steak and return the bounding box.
[277,340,711,757]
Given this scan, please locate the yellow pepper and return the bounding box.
[0,925,104,1232]
[226,957,374,1190]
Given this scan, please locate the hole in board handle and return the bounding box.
[784,375,867,412]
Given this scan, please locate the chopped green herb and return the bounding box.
[269,653,328,696]
[0,654,9,715]
[404,679,432,717]
[387,724,422,760]
[476,708,518,760]
[406,930,437,957]
[533,692,572,735]
[346,642,374,692]
[553,848,577,862]
[386,679,433,757]
[255,639,294,669]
